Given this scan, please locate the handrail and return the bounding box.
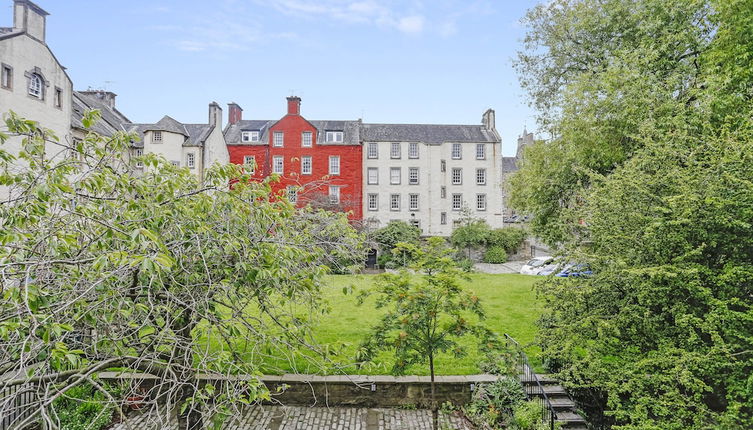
[504,333,557,430]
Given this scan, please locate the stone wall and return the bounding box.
[97,373,499,409]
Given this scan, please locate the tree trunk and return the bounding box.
[429,352,438,430]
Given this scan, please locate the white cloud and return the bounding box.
[396,15,425,34]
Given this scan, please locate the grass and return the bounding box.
[251,273,544,376]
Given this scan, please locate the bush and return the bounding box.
[456,258,474,272]
[54,383,119,430]
[487,228,527,254]
[510,400,554,430]
[373,221,421,268]
[464,378,527,429]
[483,246,508,264]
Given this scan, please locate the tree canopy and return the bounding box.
[511,0,753,428]
[0,111,363,429]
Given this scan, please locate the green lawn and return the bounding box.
[251,273,543,376]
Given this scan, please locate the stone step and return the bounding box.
[556,410,587,423]
[519,373,558,384]
[548,397,576,410]
[529,384,567,396]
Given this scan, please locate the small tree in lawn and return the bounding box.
[449,207,490,261]
[356,237,499,430]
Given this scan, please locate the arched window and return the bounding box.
[28,74,42,98]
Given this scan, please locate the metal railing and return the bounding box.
[0,383,39,430]
[505,334,557,430]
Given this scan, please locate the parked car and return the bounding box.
[520,256,553,275]
[555,264,592,277]
[537,261,570,276]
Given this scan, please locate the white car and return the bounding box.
[520,256,553,275]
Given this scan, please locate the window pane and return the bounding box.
[390,167,401,185]
[368,168,378,184]
[368,143,378,159]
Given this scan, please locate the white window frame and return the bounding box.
[476,143,486,160]
[241,131,260,142]
[367,142,378,159]
[273,155,284,174]
[409,219,421,230]
[476,168,487,185]
[28,73,42,98]
[451,143,462,160]
[409,194,419,211]
[329,186,341,204]
[302,131,313,147]
[152,131,162,143]
[1,65,12,90]
[171,160,180,167]
[408,167,419,185]
[367,167,378,185]
[186,153,195,169]
[452,168,462,185]
[301,156,312,175]
[440,212,447,225]
[477,194,487,211]
[273,131,284,147]
[244,155,256,173]
[135,149,143,168]
[452,194,462,211]
[390,142,401,159]
[408,142,419,159]
[288,186,298,203]
[390,194,401,211]
[326,131,344,143]
[329,155,340,175]
[440,160,446,172]
[368,193,378,211]
[390,167,401,185]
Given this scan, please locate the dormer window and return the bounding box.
[28,73,42,98]
[152,131,163,143]
[241,131,260,142]
[325,131,344,143]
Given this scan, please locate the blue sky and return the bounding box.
[3,0,539,155]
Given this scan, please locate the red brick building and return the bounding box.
[224,97,363,220]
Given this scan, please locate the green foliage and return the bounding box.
[512,0,753,428]
[487,228,527,254]
[450,220,490,259]
[356,239,500,422]
[510,401,553,430]
[373,221,421,268]
[483,246,508,264]
[0,111,364,426]
[53,383,122,430]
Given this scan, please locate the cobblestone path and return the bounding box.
[110,405,474,429]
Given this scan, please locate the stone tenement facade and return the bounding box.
[224,97,364,220]
[1,0,527,235]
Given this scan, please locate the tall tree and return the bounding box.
[0,111,363,429]
[511,0,753,428]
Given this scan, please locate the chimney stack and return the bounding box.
[482,108,496,131]
[209,102,222,128]
[14,0,49,43]
[228,103,243,125]
[286,96,301,116]
[79,90,117,109]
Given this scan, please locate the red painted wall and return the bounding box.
[227,109,363,220]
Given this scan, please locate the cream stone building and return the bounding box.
[361,109,503,236]
[126,103,229,181]
[0,0,73,155]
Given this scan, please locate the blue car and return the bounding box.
[555,264,592,277]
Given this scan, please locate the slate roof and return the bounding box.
[71,91,131,136]
[224,120,275,145]
[223,119,361,145]
[360,123,498,144]
[502,157,519,173]
[126,120,213,148]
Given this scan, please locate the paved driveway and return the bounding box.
[111,405,474,430]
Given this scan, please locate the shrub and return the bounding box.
[54,383,119,430]
[487,228,527,254]
[373,221,421,268]
[450,220,490,260]
[483,246,508,264]
[510,400,554,430]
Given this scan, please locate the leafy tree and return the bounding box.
[0,112,363,429]
[449,208,490,260]
[372,221,421,267]
[356,237,499,429]
[511,0,753,428]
